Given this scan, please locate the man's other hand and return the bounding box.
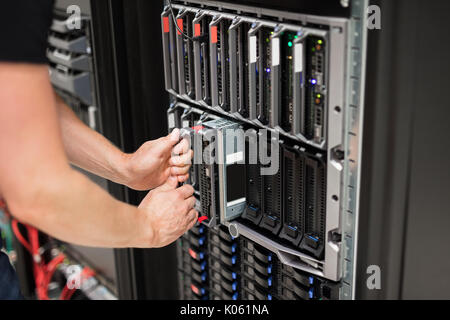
[138,176,198,248]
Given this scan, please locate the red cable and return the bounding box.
[11,219,65,300]
[11,218,98,300]
[27,226,47,299]
[11,219,46,298]
[61,266,96,300]
[39,253,66,300]
[11,220,33,253]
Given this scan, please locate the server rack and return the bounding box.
[161,0,368,299]
[47,0,118,299]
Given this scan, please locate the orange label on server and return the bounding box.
[194,23,201,37]
[177,19,183,35]
[211,26,218,43]
[163,17,170,33]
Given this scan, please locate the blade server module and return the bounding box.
[162,0,368,300]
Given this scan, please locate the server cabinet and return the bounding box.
[160,0,367,300]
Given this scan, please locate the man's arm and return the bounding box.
[55,95,193,190]
[0,63,197,248]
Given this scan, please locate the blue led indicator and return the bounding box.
[199,237,205,246]
[311,79,317,85]
[268,294,272,300]
[232,256,237,264]
[232,282,237,291]
[199,252,204,260]
[268,265,272,274]
[232,244,237,253]
[199,226,204,234]
[201,288,206,295]
[309,289,314,299]
[232,292,238,300]
[232,272,237,280]
[309,277,314,285]
[268,277,272,287]
[201,261,206,270]
[268,255,272,262]
[202,273,207,282]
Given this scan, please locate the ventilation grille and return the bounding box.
[240,23,251,117]
[263,149,282,219]
[303,157,326,241]
[199,163,212,218]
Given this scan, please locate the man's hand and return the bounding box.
[122,129,193,190]
[138,176,198,248]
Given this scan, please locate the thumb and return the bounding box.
[168,128,180,146]
[153,128,180,155]
[139,176,178,207]
[156,175,179,191]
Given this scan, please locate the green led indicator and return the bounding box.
[294,35,298,39]
[317,94,321,98]
[288,41,293,47]
[312,47,316,52]
[318,39,323,44]
[266,38,270,43]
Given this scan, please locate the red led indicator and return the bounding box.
[198,216,208,223]
[188,248,197,260]
[191,284,200,295]
[192,125,204,133]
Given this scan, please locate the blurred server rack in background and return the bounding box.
[12,0,131,300]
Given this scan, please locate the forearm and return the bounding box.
[0,64,152,249]
[9,167,152,248]
[55,94,130,185]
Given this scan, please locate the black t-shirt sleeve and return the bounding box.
[0,0,54,64]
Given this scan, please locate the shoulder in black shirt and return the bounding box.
[0,0,54,64]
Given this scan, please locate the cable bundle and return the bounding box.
[2,196,95,300]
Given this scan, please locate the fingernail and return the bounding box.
[171,128,180,140]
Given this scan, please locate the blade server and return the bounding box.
[162,0,367,300]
